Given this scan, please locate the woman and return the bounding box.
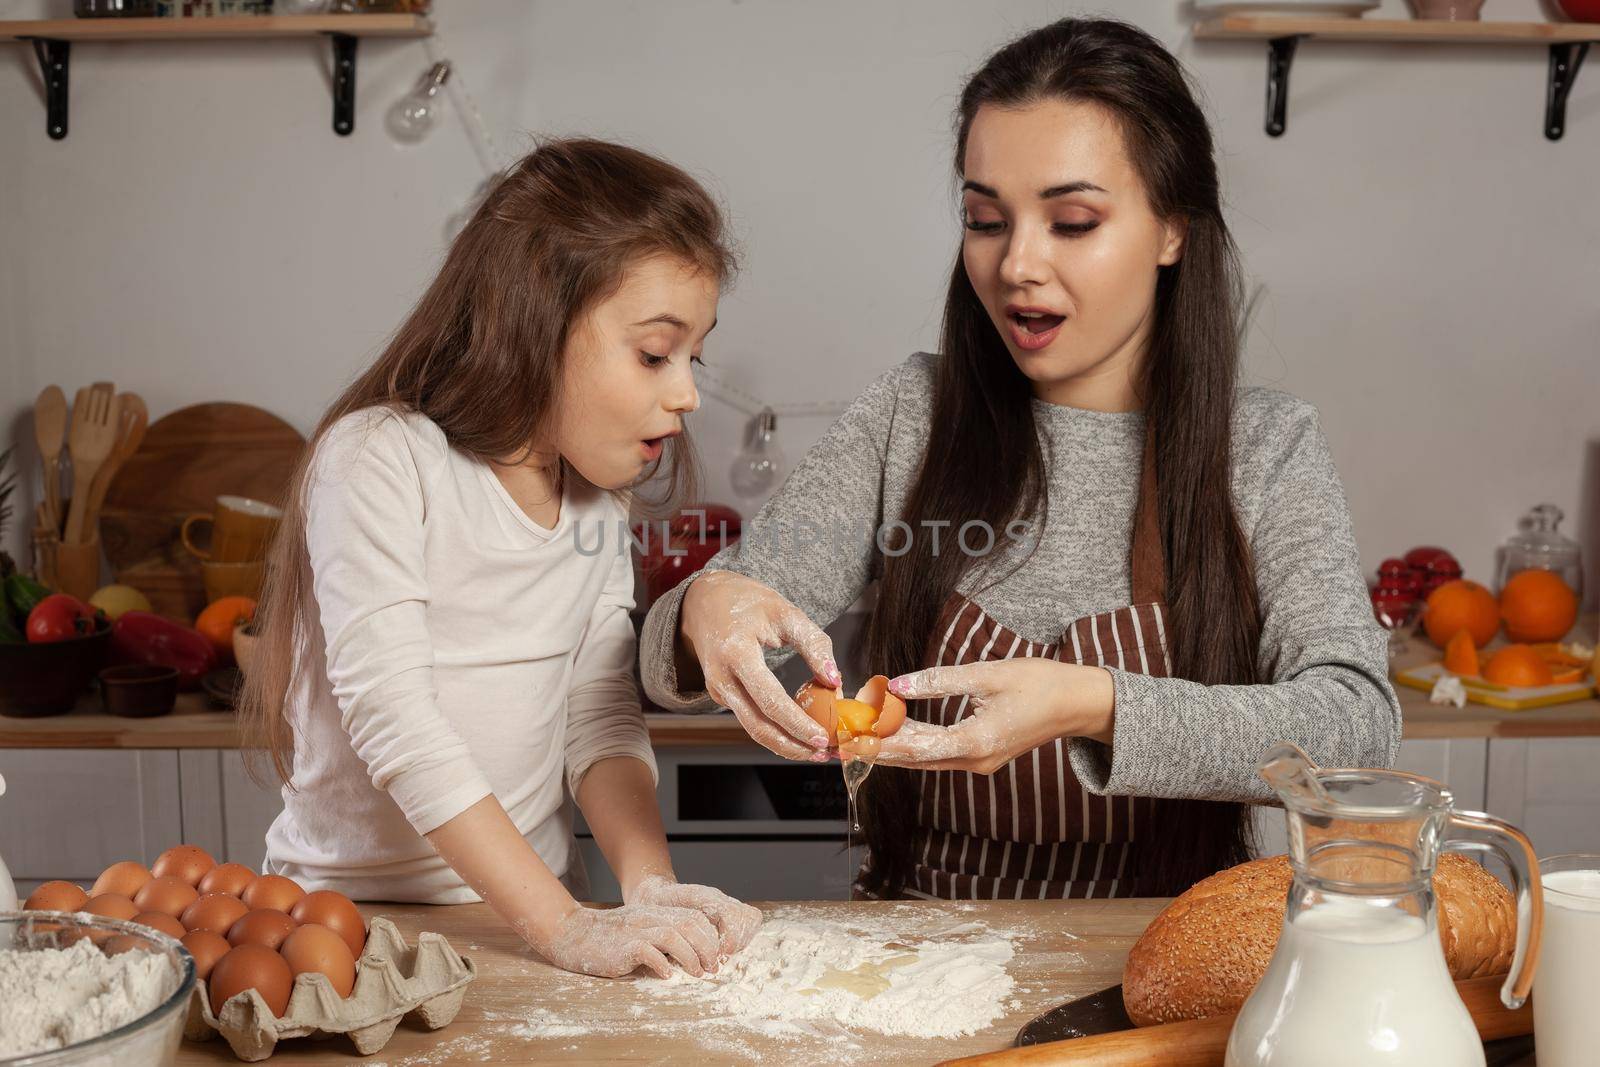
[639,18,1399,900]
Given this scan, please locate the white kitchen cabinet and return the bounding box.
[0,750,182,887]
[178,749,286,872]
[1485,738,1600,859]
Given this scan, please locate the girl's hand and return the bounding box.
[680,570,842,761]
[535,901,724,980]
[870,659,1116,773]
[627,874,763,959]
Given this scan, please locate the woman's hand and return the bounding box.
[627,874,763,959]
[535,900,724,980]
[679,570,841,761]
[870,658,1116,773]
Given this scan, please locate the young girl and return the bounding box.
[641,19,1401,900]
[242,139,760,978]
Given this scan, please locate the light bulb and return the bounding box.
[729,408,786,499]
[386,61,451,145]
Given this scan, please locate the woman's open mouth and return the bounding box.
[1006,309,1066,352]
[641,437,666,461]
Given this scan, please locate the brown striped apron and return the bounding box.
[857,439,1174,900]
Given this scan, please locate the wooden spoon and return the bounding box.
[63,387,119,544]
[32,385,67,535]
[82,393,148,547]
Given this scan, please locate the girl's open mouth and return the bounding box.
[641,437,665,461]
[1007,311,1065,351]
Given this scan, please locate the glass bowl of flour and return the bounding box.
[0,911,195,1067]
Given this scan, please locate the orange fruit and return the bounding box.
[1442,630,1480,676]
[1422,579,1500,649]
[1482,645,1554,688]
[195,596,256,660]
[1498,570,1578,643]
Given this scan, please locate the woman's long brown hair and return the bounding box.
[241,138,736,787]
[859,19,1263,898]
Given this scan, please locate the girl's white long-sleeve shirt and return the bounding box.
[263,408,654,904]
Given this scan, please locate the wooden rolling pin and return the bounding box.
[939,975,1530,1066]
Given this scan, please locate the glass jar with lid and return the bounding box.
[1494,503,1583,601]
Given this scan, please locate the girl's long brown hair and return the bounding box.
[859,18,1263,898]
[241,138,736,787]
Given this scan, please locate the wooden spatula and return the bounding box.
[82,393,148,547]
[32,385,67,535]
[64,387,119,544]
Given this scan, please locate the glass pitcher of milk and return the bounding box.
[1226,742,1543,1067]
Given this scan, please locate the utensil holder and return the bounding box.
[33,506,102,602]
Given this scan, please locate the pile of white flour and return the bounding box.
[637,910,1016,1040]
[0,937,180,1057]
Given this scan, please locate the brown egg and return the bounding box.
[280,923,357,998]
[290,891,366,959]
[241,874,305,914]
[103,934,148,957]
[182,892,251,936]
[133,876,199,918]
[91,861,151,900]
[181,929,232,981]
[796,674,907,747]
[151,845,216,888]
[24,881,88,913]
[227,909,298,951]
[208,944,293,1018]
[82,894,139,921]
[197,862,257,898]
[132,912,186,939]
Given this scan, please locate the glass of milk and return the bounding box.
[1535,853,1600,1067]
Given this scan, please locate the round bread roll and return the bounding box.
[1122,853,1514,1026]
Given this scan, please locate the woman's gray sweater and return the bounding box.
[639,352,1400,802]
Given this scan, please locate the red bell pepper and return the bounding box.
[26,594,97,643]
[112,611,217,690]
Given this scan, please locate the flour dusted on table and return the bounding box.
[0,937,179,1057]
[638,910,1017,1039]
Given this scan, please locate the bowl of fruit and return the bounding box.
[0,575,112,718]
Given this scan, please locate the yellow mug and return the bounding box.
[201,560,265,604]
[181,496,283,564]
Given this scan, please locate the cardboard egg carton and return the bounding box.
[183,917,476,1062]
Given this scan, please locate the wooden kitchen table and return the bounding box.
[173,898,1166,1066]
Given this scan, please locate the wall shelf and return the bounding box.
[0,14,433,140]
[1194,16,1598,140]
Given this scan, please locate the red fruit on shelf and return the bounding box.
[25,594,98,643]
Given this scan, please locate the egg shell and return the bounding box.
[151,844,216,888]
[209,943,293,1018]
[132,911,186,939]
[197,862,257,898]
[796,679,842,735]
[82,894,139,921]
[280,922,357,998]
[91,861,151,900]
[24,881,88,913]
[102,934,148,957]
[855,674,907,737]
[181,929,232,981]
[241,874,305,914]
[182,892,251,936]
[290,890,366,959]
[133,875,199,918]
[228,908,299,951]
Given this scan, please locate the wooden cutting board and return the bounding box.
[1395,661,1596,710]
[99,403,304,618]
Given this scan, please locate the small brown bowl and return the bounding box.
[99,664,179,718]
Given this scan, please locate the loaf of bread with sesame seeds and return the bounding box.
[1121,853,1515,1026]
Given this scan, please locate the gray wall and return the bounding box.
[3,0,1596,596]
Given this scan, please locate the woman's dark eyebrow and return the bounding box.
[962,179,1108,199]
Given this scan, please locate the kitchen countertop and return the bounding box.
[172,898,1166,1066]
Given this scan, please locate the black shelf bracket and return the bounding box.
[28,38,70,140]
[1265,35,1302,138]
[1545,41,1589,142]
[329,32,357,136]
